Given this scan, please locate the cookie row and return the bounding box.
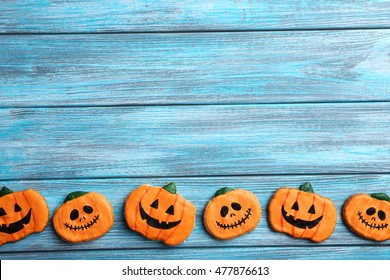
[0,182,389,246]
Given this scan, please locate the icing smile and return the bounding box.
[139,203,181,229]
[216,208,252,229]
[0,209,32,234]
[64,215,99,231]
[357,211,388,230]
[281,205,322,229]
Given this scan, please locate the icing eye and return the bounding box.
[166,205,174,215]
[378,210,386,221]
[150,199,159,209]
[220,206,229,217]
[291,201,299,211]
[366,207,376,216]
[70,209,79,221]
[83,205,93,214]
[308,204,316,214]
[0,207,6,216]
[231,202,241,211]
[14,203,22,212]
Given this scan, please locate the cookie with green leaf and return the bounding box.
[343,193,390,241]
[203,187,261,239]
[268,182,337,242]
[0,186,49,245]
[124,182,196,246]
[52,191,114,242]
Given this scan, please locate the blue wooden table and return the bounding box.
[0,1,390,260]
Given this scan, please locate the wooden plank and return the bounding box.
[0,175,389,255]
[1,30,390,107]
[1,1,390,33]
[2,246,390,260]
[0,103,389,180]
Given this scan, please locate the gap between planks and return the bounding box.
[0,100,389,110]
[1,26,390,36]
[1,172,390,183]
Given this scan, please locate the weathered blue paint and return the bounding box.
[1,31,390,107]
[0,104,389,180]
[1,1,390,33]
[3,246,390,260]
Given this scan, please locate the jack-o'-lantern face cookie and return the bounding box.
[268,182,337,242]
[52,191,114,243]
[0,186,49,245]
[342,193,390,242]
[124,182,196,246]
[203,187,261,240]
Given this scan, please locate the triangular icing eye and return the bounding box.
[308,204,316,214]
[292,201,299,211]
[166,205,174,215]
[150,199,159,209]
[14,203,22,212]
[0,207,6,216]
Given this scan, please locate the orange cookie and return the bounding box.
[0,186,49,245]
[203,187,261,240]
[268,182,336,242]
[124,182,196,246]
[52,191,114,243]
[342,193,390,242]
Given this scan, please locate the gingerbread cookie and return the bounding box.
[124,182,196,246]
[52,191,114,243]
[0,186,49,245]
[342,193,390,242]
[268,182,336,242]
[203,187,261,240]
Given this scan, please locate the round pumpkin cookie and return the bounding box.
[52,191,114,243]
[124,182,196,246]
[203,187,261,240]
[0,186,49,246]
[342,193,390,242]
[268,182,337,242]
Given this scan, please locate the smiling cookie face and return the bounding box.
[343,193,390,242]
[0,187,49,245]
[203,187,261,240]
[268,182,337,242]
[52,191,114,243]
[124,182,196,246]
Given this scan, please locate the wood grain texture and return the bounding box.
[0,103,389,180]
[0,175,389,259]
[1,0,390,33]
[1,30,390,107]
[3,246,390,260]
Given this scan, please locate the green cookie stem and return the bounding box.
[370,193,390,203]
[213,187,235,198]
[299,182,314,193]
[163,182,177,194]
[64,191,89,203]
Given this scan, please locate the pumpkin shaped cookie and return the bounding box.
[0,186,49,245]
[52,191,114,243]
[124,182,196,246]
[342,193,390,242]
[203,187,261,240]
[268,182,337,242]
